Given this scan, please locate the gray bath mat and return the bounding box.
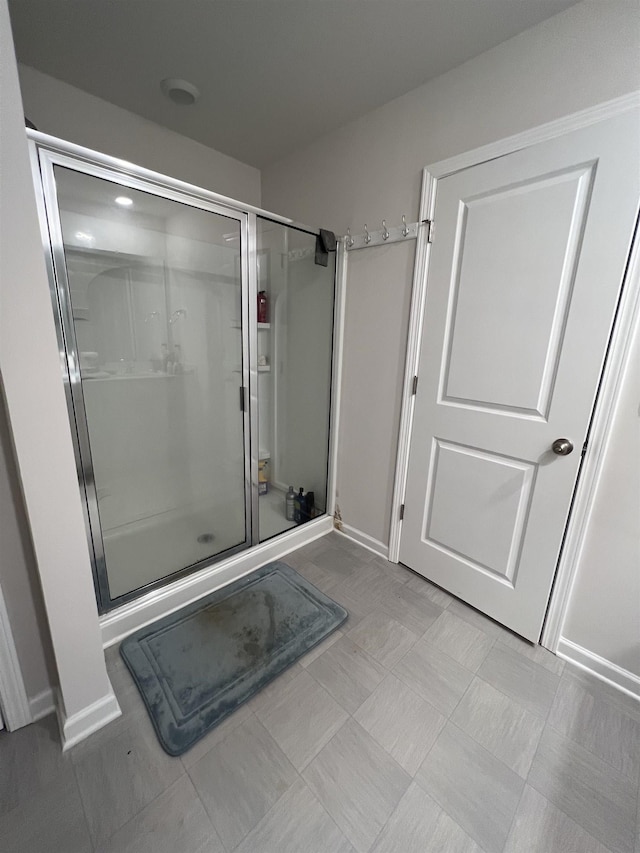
[119,561,348,756]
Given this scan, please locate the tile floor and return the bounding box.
[1,532,639,852]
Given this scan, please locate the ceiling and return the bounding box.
[9,0,578,168]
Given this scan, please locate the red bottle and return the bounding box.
[257,291,268,324]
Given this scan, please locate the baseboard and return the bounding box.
[29,687,55,722]
[56,687,122,751]
[100,515,333,648]
[557,637,640,701]
[337,524,389,560]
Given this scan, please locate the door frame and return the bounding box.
[32,142,254,613]
[388,91,640,650]
[0,577,32,730]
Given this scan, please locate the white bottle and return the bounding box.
[285,486,296,521]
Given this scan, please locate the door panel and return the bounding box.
[46,164,251,609]
[255,218,336,544]
[442,164,593,417]
[400,110,639,640]
[424,440,535,586]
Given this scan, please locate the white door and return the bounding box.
[399,110,639,641]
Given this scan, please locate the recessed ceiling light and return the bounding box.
[160,77,200,106]
[115,196,133,207]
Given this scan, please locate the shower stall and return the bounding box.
[29,134,337,614]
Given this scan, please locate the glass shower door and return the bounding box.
[45,165,250,609]
[256,218,336,542]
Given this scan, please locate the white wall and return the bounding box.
[262,0,640,672]
[17,63,261,206]
[562,307,640,679]
[337,241,415,546]
[0,389,53,704]
[0,19,260,720]
[0,0,117,738]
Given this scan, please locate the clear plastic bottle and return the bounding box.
[285,486,296,521]
[173,344,183,374]
[257,290,268,324]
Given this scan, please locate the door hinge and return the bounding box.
[240,386,246,412]
[411,375,419,395]
[423,219,434,243]
[399,504,405,521]
[581,439,588,457]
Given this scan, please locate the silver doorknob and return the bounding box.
[552,438,573,456]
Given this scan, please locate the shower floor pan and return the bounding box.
[102,500,245,600]
[100,486,310,603]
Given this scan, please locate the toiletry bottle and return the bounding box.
[257,291,268,324]
[258,458,269,495]
[285,486,296,521]
[294,487,304,523]
[304,491,315,522]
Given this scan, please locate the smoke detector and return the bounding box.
[160,78,200,106]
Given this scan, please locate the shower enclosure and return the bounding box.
[30,135,336,613]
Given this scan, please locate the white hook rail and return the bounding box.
[344,217,420,250]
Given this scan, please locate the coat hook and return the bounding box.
[346,227,355,248]
[402,215,409,237]
[382,220,390,241]
[364,224,371,244]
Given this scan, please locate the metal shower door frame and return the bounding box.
[29,139,255,613]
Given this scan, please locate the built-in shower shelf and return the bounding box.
[230,322,271,330]
[232,365,271,373]
[83,371,193,382]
